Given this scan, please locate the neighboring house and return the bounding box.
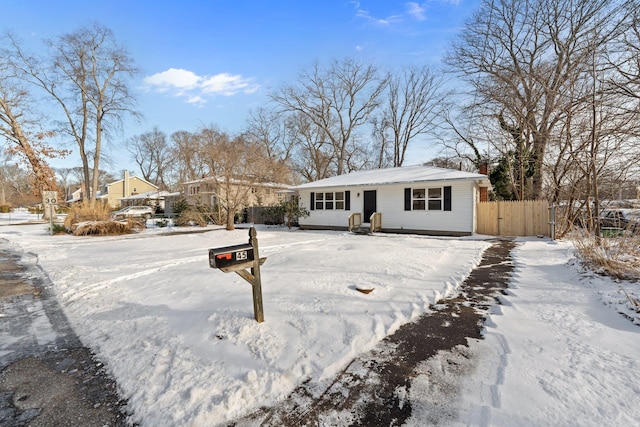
[293,165,491,236]
[182,177,289,211]
[66,182,104,204]
[119,190,181,214]
[66,185,86,204]
[101,171,159,209]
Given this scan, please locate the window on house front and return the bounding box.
[405,186,452,211]
[335,192,345,210]
[412,188,426,210]
[311,191,349,210]
[315,192,324,210]
[428,188,442,210]
[325,192,334,210]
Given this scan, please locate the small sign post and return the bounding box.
[42,191,58,235]
[208,227,266,322]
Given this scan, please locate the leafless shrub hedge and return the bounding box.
[72,220,135,236]
[64,201,111,228]
[174,210,207,227]
[63,202,145,235]
[572,231,640,281]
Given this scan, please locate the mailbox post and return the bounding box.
[208,227,265,322]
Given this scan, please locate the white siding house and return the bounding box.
[293,165,491,236]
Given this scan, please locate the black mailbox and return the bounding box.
[209,243,254,269]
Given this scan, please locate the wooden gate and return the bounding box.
[477,200,551,237]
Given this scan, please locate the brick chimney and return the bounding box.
[479,160,489,202]
[479,160,489,176]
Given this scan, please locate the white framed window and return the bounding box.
[313,191,347,210]
[412,188,426,210]
[406,186,450,211]
[428,188,442,210]
[335,192,345,210]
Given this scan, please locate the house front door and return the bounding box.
[363,190,377,222]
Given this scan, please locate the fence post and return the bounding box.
[549,204,556,240]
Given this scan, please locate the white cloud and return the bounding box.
[355,1,462,27]
[186,95,207,106]
[143,68,200,90]
[142,68,259,104]
[201,73,258,96]
[355,9,402,26]
[406,2,426,21]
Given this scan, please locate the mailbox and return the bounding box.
[209,243,254,269]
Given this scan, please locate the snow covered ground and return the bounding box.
[1,212,639,426]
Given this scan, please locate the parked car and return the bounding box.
[599,209,640,232]
[110,205,154,220]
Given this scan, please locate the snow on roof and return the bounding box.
[293,165,490,189]
[183,176,291,188]
[119,190,178,201]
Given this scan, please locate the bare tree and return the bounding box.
[128,127,172,189]
[170,130,206,185]
[245,107,295,162]
[287,112,335,182]
[197,126,271,230]
[382,66,447,167]
[270,58,386,175]
[244,107,295,184]
[5,23,139,204]
[446,0,630,199]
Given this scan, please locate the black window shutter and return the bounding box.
[345,191,351,210]
[310,192,315,210]
[444,186,452,211]
[404,188,411,211]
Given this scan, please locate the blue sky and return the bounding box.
[3,0,480,173]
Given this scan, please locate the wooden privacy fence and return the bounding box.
[477,200,551,237]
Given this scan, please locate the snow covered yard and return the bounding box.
[1,215,639,426]
[1,221,489,425]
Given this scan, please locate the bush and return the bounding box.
[72,219,142,236]
[64,201,112,228]
[50,223,68,235]
[0,205,10,213]
[174,210,207,227]
[63,201,145,236]
[261,198,310,228]
[572,230,640,281]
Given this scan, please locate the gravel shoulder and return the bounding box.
[0,240,132,426]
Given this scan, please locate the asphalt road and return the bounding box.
[0,239,131,426]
